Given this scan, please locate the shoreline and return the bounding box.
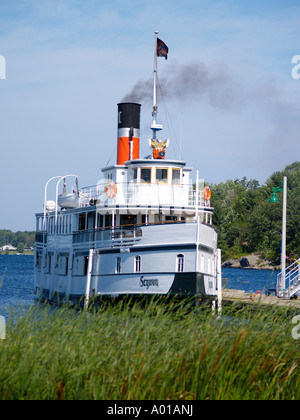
[223,266,280,271]
[0,252,34,256]
[222,254,280,271]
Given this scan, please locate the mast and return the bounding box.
[153,31,158,120]
[151,31,163,140]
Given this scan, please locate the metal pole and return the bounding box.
[153,31,158,115]
[85,249,95,309]
[217,248,222,314]
[280,176,287,294]
[195,171,199,274]
[195,170,199,219]
[44,176,62,229]
[152,31,159,138]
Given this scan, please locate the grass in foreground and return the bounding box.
[0,297,299,400]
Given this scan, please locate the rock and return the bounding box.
[239,257,250,268]
[222,260,233,267]
[222,259,240,268]
[222,254,278,270]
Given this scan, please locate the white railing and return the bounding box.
[73,225,143,248]
[79,181,210,210]
[277,258,300,298]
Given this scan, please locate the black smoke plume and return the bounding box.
[122,62,242,112]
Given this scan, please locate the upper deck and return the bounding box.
[36,158,214,240]
[79,158,208,214]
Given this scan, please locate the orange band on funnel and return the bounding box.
[117,137,140,165]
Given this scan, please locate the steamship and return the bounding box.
[34,34,222,307]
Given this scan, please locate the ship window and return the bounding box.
[105,214,113,228]
[78,214,86,231]
[116,257,121,273]
[48,254,52,274]
[200,255,204,272]
[120,215,137,226]
[177,254,184,272]
[165,215,177,222]
[141,168,151,183]
[84,256,89,275]
[58,255,69,275]
[156,168,168,183]
[65,256,69,275]
[135,255,141,273]
[35,251,42,270]
[172,169,180,184]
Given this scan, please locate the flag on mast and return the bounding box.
[157,38,168,60]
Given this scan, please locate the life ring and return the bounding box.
[106,182,117,198]
[204,186,211,201]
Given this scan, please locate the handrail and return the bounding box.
[72,218,217,233]
[277,258,300,298]
[78,181,210,209]
[43,176,62,229]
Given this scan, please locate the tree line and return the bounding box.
[0,230,35,253]
[210,161,300,263]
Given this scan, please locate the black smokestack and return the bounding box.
[117,102,141,165]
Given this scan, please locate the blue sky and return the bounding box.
[0,0,299,231]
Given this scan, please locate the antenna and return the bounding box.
[151,31,163,140]
[179,116,183,160]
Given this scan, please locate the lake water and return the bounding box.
[0,255,35,317]
[0,255,279,317]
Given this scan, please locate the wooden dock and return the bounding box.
[222,289,300,309]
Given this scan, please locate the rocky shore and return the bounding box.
[222,253,279,270]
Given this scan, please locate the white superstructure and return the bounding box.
[34,33,222,307]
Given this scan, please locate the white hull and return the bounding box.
[34,222,220,306]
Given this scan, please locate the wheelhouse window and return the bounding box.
[141,168,151,183]
[177,254,184,272]
[135,255,141,273]
[172,169,180,184]
[156,168,168,183]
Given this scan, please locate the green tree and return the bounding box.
[210,162,300,263]
[17,242,25,253]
